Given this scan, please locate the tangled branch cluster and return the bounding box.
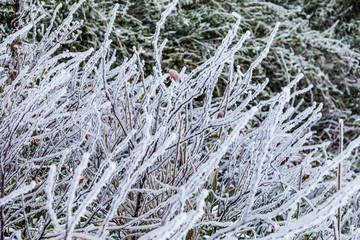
[0,1,360,239]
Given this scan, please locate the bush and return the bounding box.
[0,0,360,239]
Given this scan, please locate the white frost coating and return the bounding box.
[152,0,179,78]
[66,162,117,238]
[0,14,44,51]
[45,165,62,232]
[65,152,90,240]
[50,233,104,240]
[0,182,36,206]
[254,174,360,239]
[139,189,209,240]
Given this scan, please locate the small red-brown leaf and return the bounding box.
[169,69,179,82]
[217,111,224,119]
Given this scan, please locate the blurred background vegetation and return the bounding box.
[1,0,360,146]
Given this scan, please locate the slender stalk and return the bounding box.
[296,166,302,220]
[337,119,343,239]
[0,169,4,240]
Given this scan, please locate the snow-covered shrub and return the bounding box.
[0,0,360,239]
